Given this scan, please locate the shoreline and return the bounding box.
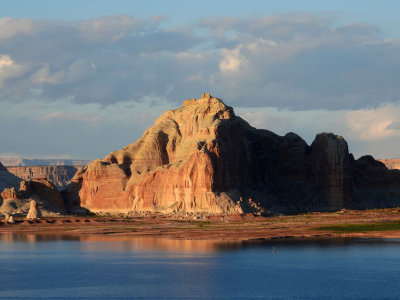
[2,209,400,242]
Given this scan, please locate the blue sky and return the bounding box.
[4,0,399,35]
[0,1,399,159]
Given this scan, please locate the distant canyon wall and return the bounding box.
[0,158,90,167]
[6,165,85,189]
[378,159,400,170]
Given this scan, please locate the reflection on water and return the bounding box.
[0,233,244,253]
[1,232,399,253]
[1,233,400,299]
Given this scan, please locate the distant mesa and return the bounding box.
[61,93,400,215]
[378,159,400,171]
[6,165,85,189]
[0,157,90,167]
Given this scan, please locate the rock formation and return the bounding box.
[3,213,15,224]
[6,165,84,189]
[0,159,71,216]
[7,215,15,224]
[64,94,400,214]
[26,200,41,219]
[0,179,65,216]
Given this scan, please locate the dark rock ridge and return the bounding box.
[60,94,400,214]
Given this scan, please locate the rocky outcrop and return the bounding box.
[0,179,65,216]
[5,214,15,224]
[378,159,400,170]
[6,165,84,189]
[65,94,400,214]
[26,200,41,219]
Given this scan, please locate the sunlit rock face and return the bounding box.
[70,94,400,214]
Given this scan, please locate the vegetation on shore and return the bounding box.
[316,221,400,233]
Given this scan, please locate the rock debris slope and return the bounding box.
[67,94,400,214]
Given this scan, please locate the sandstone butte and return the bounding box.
[63,94,400,215]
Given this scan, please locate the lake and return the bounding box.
[1,234,400,299]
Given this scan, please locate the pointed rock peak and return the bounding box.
[312,132,348,149]
[182,93,227,108]
[183,93,219,106]
[180,93,235,118]
[314,132,345,141]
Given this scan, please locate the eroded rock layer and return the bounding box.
[69,94,400,214]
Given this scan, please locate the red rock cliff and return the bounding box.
[70,94,400,214]
[78,94,242,213]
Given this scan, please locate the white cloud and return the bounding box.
[344,104,400,140]
[0,55,29,87]
[30,59,95,85]
[219,47,247,72]
[0,18,34,41]
[0,55,13,67]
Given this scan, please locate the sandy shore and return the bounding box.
[2,209,400,241]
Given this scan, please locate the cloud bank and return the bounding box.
[0,13,399,159]
[0,13,399,110]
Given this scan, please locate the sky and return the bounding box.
[0,0,399,160]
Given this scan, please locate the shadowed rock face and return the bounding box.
[67,94,400,214]
[352,156,400,209]
[310,133,353,210]
[0,162,21,191]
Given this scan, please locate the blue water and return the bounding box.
[1,235,400,299]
